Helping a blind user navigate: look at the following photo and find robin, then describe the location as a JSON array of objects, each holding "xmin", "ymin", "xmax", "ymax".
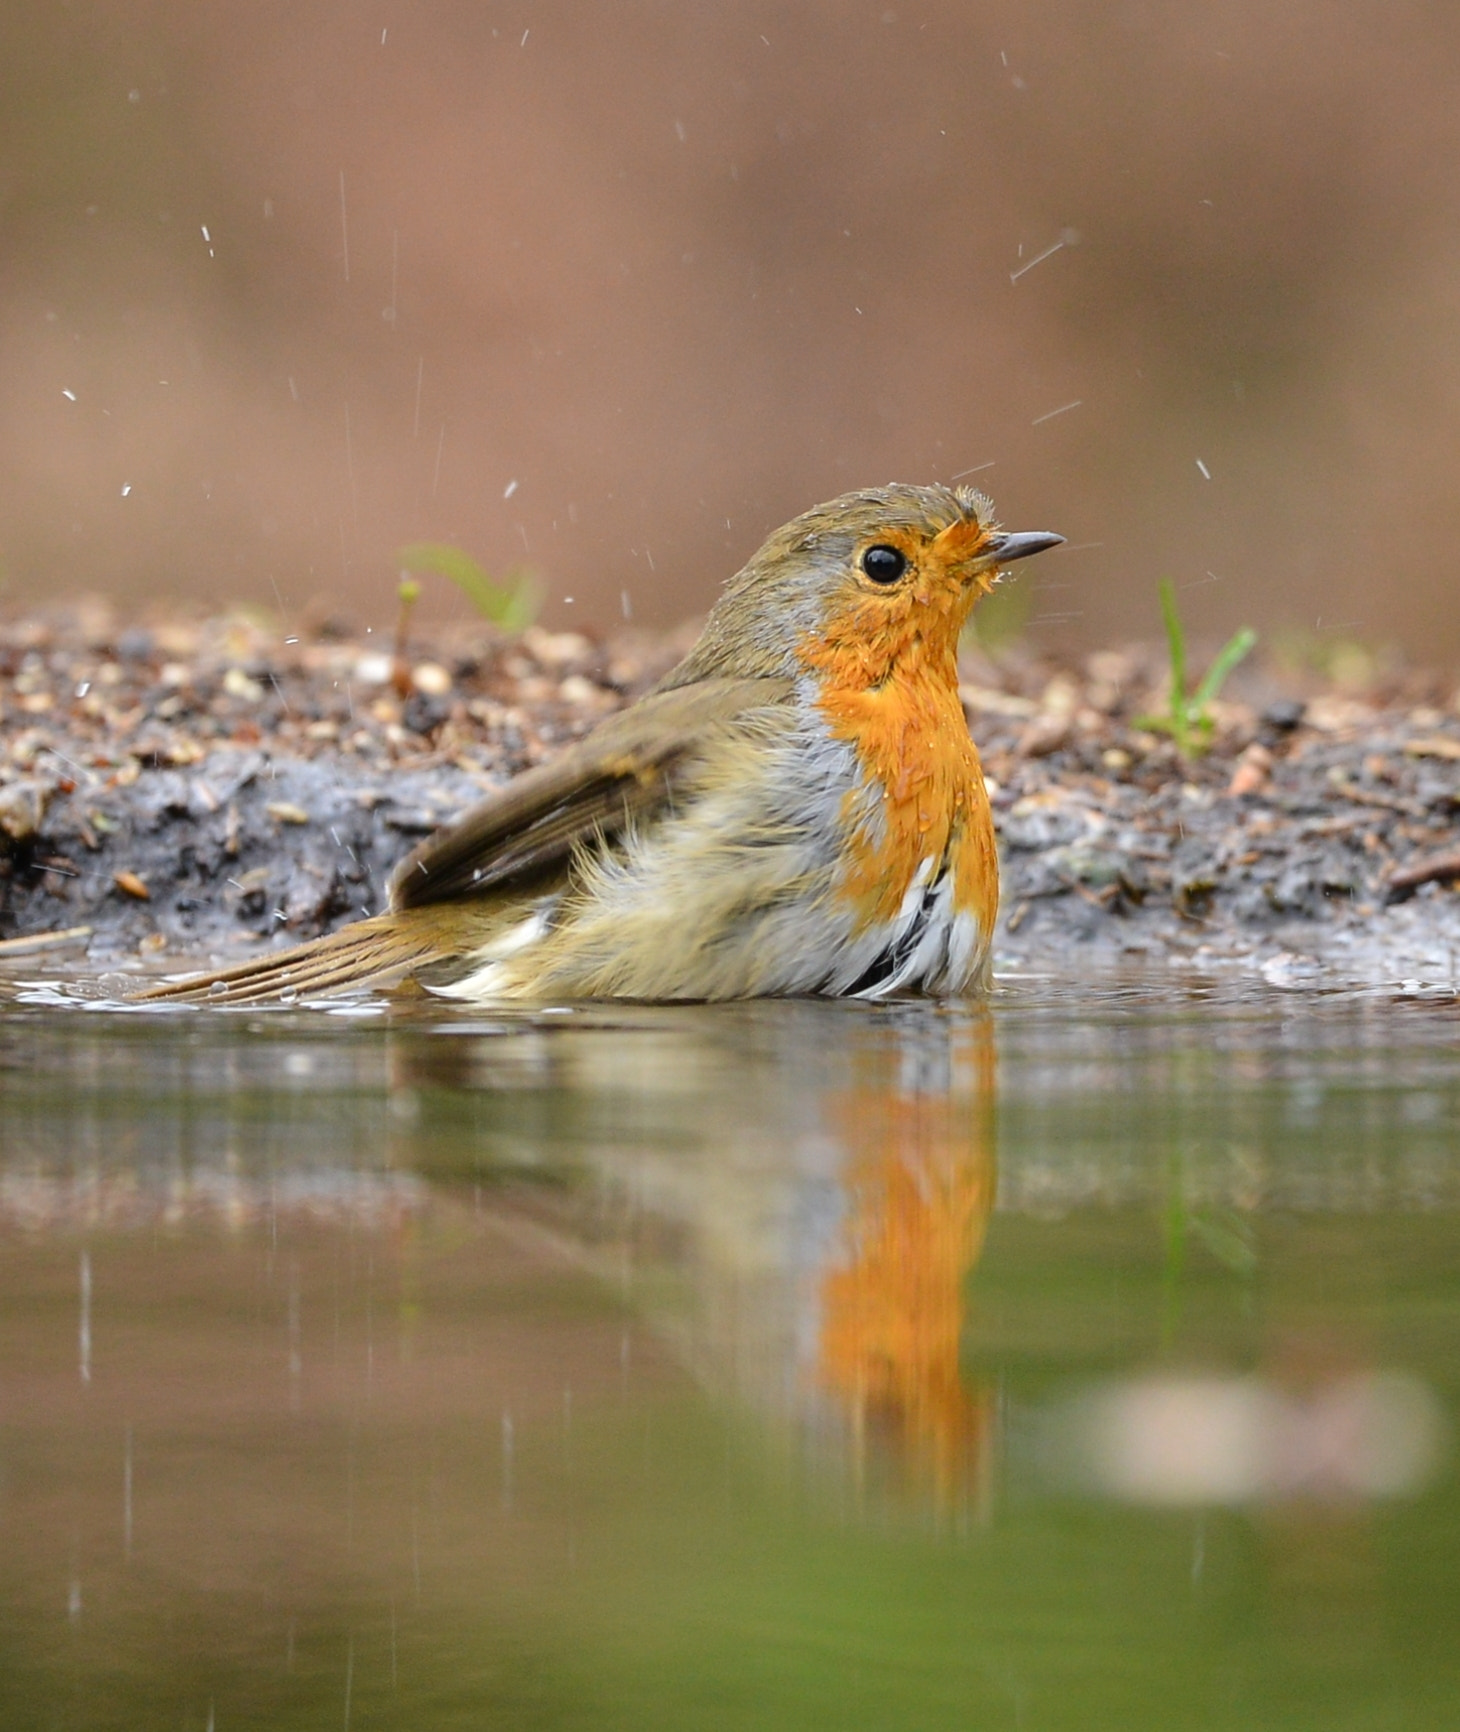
[{"xmin": 141, "ymin": 484, "xmax": 1061, "ymax": 1005}]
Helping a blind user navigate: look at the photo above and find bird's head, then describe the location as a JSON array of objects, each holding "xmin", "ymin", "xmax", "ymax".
[{"xmin": 667, "ymin": 483, "xmax": 1063, "ymax": 691}]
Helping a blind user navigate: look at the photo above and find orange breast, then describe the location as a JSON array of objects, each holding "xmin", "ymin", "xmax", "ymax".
[{"xmin": 798, "ymin": 608, "xmax": 998, "ymax": 940}]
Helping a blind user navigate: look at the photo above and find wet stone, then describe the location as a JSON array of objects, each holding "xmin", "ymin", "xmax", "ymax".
[
  {"xmin": 114, "ymin": 627, "xmax": 155, "ymax": 664},
  {"xmin": 1261, "ymin": 698, "xmax": 1306, "ymax": 732}
]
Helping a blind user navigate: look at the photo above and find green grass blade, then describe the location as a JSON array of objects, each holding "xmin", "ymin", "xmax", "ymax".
[
  {"xmin": 397, "ymin": 542, "xmax": 540, "ymax": 629},
  {"xmin": 1191, "ymin": 626, "xmax": 1258, "ymax": 713}
]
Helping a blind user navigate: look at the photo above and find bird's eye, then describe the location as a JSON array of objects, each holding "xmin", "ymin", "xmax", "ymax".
[{"xmin": 861, "ymin": 544, "xmax": 907, "ymax": 584}]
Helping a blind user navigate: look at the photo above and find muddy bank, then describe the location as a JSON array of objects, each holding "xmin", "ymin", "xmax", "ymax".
[{"xmin": 2, "ymin": 609, "xmax": 1458, "ymax": 993}]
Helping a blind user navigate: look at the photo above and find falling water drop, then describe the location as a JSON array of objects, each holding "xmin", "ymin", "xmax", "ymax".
[{"xmin": 78, "ymin": 1252, "xmax": 91, "ymax": 1384}]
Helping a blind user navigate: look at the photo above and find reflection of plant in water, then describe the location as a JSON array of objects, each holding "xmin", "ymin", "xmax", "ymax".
[
  {"xmin": 818, "ymin": 1020, "xmax": 997, "ymax": 1509},
  {"xmin": 1161, "ymin": 1143, "xmax": 1258, "ymax": 1348}
]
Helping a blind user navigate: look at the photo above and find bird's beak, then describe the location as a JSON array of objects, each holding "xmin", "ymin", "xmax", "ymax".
[
  {"xmin": 982, "ymin": 530, "xmax": 1065, "ymax": 566},
  {"xmin": 934, "ymin": 519, "xmax": 1065, "ymax": 580}
]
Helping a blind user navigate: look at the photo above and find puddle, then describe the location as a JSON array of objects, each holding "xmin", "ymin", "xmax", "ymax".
[{"xmin": 0, "ymin": 981, "xmax": 1456, "ymax": 1727}]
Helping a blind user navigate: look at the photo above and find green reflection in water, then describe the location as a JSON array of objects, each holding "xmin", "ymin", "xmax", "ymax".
[{"xmin": 0, "ymin": 985, "xmax": 1454, "ymax": 1728}]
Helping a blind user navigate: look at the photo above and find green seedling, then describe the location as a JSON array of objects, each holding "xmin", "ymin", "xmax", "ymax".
[
  {"xmin": 391, "ymin": 574, "xmax": 422, "ymax": 698},
  {"xmin": 1135, "ymin": 579, "xmax": 1256, "ymax": 757},
  {"xmin": 396, "ymin": 542, "xmax": 540, "ymax": 633}
]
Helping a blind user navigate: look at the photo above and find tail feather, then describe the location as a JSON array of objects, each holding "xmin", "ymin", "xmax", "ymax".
[{"xmin": 133, "ymin": 911, "xmax": 452, "ymax": 1005}]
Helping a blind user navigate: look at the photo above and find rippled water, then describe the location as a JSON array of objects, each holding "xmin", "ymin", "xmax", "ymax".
[{"xmin": 0, "ymin": 976, "xmax": 1456, "ymax": 1729}]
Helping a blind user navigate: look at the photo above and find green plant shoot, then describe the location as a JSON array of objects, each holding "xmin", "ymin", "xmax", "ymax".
[
  {"xmin": 1135, "ymin": 579, "xmax": 1256, "ymax": 757},
  {"xmin": 396, "ymin": 542, "xmax": 540, "ymax": 632}
]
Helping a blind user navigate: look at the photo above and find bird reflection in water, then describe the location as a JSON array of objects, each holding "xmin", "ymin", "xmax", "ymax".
[
  {"xmin": 387, "ymin": 1003, "xmax": 1001, "ymax": 1513},
  {"xmin": 815, "ymin": 1011, "xmax": 997, "ymax": 1515}
]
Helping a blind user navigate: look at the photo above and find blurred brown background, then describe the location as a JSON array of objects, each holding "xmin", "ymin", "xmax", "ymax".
[{"xmin": 3, "ymin": 0, "xmax": 1459, "ymax": 660}]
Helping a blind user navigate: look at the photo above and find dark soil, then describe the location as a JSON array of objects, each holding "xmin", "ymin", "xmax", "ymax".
[{"xmin": 2, "ymin": 607, "xmax": 1458, "ymax": 993}]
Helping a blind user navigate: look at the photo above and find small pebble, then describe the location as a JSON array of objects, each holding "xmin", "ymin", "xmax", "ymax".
[
  {"xmin": 1018, "ymin": 713, "xmax": 1072, "ymax": 757},
  {"xmin": 1404, "ymin": 736, "xmax": 1460, "ymax": 762},
  {"xmin": 411, "ymin": 662, "xmax": 452, "ymax": 697},
  {"xmin": 1227, "ymin": 742, "xmax": 1273, "ymax": 798},
  {"xmin": 558, "ymin": 674, "xmax": 601, "ymax": 707},
  {"xmin": 1261, "ymin": 698, "xmax": 1306, "ymax": 731}
]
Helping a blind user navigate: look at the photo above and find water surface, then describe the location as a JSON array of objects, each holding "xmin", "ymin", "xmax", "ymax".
[{"xmin": 0, "ymin": 978, "xmax": 1456, "ymax": 1729}]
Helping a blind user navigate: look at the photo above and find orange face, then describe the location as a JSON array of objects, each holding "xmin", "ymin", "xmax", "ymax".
[
  {"xmin": 795, "ymin": 509, "xmax": 1003, "ymax": 936},
  {"xmin": 798, "ymin": 506, "xmax": 1005, "ymax": 695}
]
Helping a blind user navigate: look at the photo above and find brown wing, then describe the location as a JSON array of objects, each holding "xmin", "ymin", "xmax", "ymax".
[{"xmin": 388, "ymin": 675, "xmax": 792, "ymax": 909}]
